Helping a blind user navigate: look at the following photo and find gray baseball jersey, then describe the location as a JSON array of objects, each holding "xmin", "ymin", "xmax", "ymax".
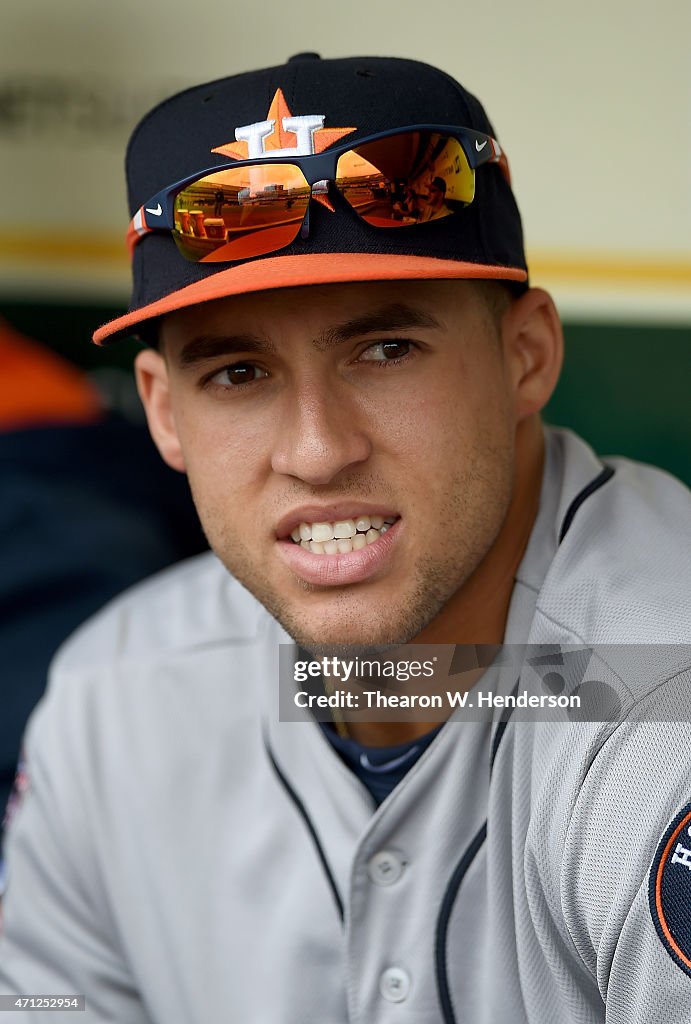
[{"xmin": 1, "ymin": 427, "xmax": 691, "ymax": 1023}]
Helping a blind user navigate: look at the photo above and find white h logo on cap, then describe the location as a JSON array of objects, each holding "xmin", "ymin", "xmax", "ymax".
[{"xmin": 234, "ymin": 114, "xmax": 326, "ymax": 159}]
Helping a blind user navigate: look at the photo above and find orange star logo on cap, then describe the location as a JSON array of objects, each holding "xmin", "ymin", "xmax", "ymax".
[{"xmin": 212, "ymin": 88, "xmax": 356, "ymax": 161}]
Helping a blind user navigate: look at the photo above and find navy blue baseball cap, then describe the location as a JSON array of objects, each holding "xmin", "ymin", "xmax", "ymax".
[{"xmin": 94, "ymin": 53, "xmax": 528, "ymax": 345}]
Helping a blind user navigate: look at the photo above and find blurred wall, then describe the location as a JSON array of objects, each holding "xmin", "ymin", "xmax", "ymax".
[{"xmin": 2, "ymin": 0, "xmax": 690, "ymax": 319}]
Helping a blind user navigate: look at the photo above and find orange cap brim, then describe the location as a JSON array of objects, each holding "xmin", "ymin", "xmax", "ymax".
[{"xmin": 93, "ymin": 252, "xmax": 527, "ymax": 345}]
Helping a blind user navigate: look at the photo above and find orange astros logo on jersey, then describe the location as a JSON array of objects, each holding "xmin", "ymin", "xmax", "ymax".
[
  {"xmin": 211, "ymin": 88, "xmax": 356, "ymax": 162},
  {"xmin": 650, "ymin": 799, "xmax": 691, "ymax": 977}
]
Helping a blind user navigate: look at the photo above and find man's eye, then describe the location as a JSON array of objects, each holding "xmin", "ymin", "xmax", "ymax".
[
  {"xmin": 209, "ymin": 363, "xmax": 267, "ymax": 387},
  {"xmin": 359, "ymin": 340, "xmax": 411, "ymax": 362}
]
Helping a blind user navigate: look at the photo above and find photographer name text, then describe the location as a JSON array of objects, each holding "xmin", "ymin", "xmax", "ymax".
[{"xmin": 293, "ymin": 689, "xmax": 581, "ymax": 710}]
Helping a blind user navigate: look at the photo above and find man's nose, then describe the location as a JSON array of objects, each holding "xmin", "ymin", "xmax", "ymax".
[{"xmin": 270, "ymin": 383, "xmax": 372, "ymax": 485}]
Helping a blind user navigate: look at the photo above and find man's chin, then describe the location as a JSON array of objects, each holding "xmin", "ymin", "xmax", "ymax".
[
  {"xmin": 281, "ymin": 620, "xmax": 410, "ymax": 651},
  {"xmin": 269, "ymin": 600, "xmax": 432, "ymax": 651},
  {"xmin": 216, "ymin": 550, "xmax": 452, "ymax": 648}
]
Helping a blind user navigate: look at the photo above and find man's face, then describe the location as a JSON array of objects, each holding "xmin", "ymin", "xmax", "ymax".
[
  {"xmin": 427, "ymin": 184, "xmax": 445, "ymax": 210},
  {"xmin": 151, "ymin": 280, "xmax": 518, "ymax": 648}
]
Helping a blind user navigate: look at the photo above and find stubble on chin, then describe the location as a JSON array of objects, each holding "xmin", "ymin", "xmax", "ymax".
[{"xmin": 192, "ymin": 444, "xmax": 513, "ymax": 650}]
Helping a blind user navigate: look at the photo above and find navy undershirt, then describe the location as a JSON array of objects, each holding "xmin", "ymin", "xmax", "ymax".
[{"xmin": 320, "ymin": 722, "xmax": 443, "ymax": 805}]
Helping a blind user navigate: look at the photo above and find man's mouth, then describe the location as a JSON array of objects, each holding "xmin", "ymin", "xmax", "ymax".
[
  {"xmin": 289, "ymin": 515, "xmax": 399, "ymax": 555},
  {"xmin": 275, "ymin": 508, "xmax": 403, "ymax": 587}
]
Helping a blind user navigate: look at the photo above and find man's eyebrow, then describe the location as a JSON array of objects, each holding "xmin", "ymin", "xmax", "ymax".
[
  {"xmin": 177, "ymin": 304, "xmax": 443, "ymax": 365},
  {"xmin": 314, "ymin": 303, "xmax": 444, "ymax": 351},
  {"xmin": 178, "ymin": 334, "xmax": 276, "ymax": 367}
]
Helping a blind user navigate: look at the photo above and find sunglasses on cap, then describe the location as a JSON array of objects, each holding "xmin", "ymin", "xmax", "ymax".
[{"xmin": 127, "ymin": 124, "xmax": 510, "ymax": 264}]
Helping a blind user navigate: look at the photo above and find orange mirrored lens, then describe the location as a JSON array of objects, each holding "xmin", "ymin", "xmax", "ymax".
[
  {"xmin": 173, "ymin": 163, "xmax": 310, "ymax": 261},
  {"xmin": 335, "ymin": 132, "xmax": 475, "ymax": 227}
]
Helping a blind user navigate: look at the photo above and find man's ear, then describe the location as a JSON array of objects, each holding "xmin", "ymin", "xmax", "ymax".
[
  {"xmin": 501, "ymin": 288, "xmax": 564, "ymax": 423},
  {"xmin": 134, "ymin": 348, "xmax": 187, "ymax": 473}
]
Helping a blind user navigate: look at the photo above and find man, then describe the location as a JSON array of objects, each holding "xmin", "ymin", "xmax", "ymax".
[
  {"xmin": 1, "ymin": 53, "xmax": 690, "ymax": 1023},
  {"xmin": 419, "ymin": 175, "xmax": 453, "ymax": 221}
]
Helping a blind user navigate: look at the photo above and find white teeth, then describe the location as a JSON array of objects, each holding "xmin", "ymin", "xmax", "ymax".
[
  {"xmin": 311, "ymin": 522, "xmax": 334, "ymax": 543},
  {"xmin": 292, "ymin": 515, "xmax": 398, "ymax": 549}
]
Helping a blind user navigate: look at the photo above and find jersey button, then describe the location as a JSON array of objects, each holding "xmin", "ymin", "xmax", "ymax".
[
  {"xmin": 368, "ymin": 850, "xmax": 405, "ymax": 886},
  {"xmin": 380, "ymin": 966, "xmax": 411, "ymax": 1002}
]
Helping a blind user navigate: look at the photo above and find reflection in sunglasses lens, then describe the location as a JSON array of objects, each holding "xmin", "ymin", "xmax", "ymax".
[
  {"xmin": 173, "ymin": 163, "xmax": 310, "ymax": 261},
  {"xmin": 336, "ymin": 132, "xmax": 475, "ymax": 227}
]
